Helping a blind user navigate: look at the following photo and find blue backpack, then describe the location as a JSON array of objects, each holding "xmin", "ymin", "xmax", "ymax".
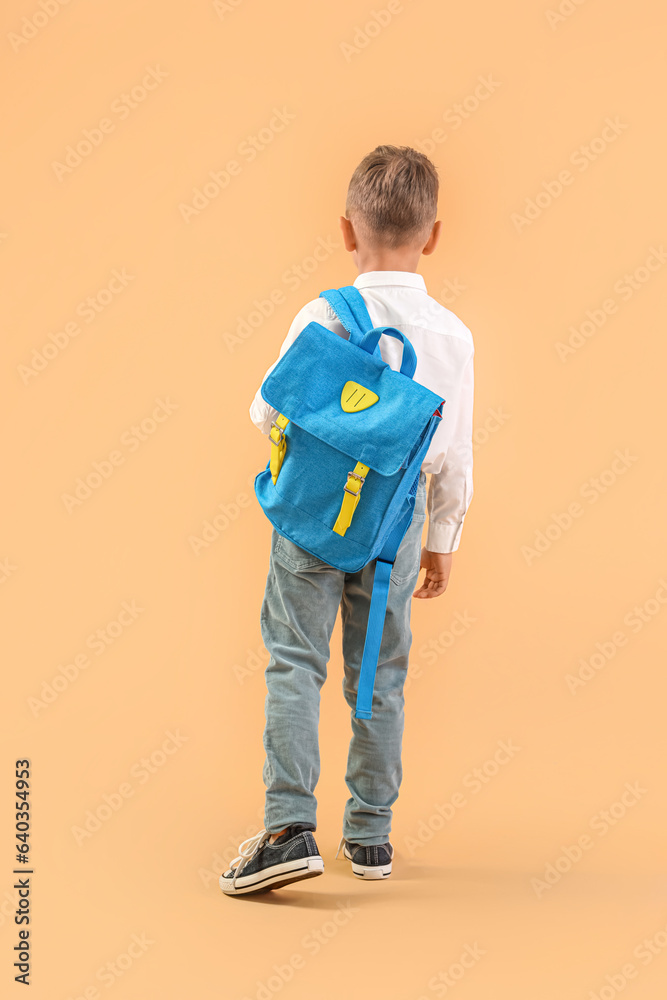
[{"xmin": 254, "ymin": 285, "xmax": 445, "ymax": 719}]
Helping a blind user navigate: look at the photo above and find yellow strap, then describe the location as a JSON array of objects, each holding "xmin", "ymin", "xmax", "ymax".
[
  {"xmin": 332, "ymin": 461, "xmax": 370, "ymax": 536},
  {"xmin": 269, "ymin": 414, "xmax": 290, "ymax": 484}
]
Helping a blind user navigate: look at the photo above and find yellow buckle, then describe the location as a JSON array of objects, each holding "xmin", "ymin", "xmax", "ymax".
[
  {"xmin": 269, "ymin": 421, "xmax": 285, "ymax": 445},
  {"xmin": 269, "ymin": 414, "xmax": 289, "ymax": 484},
  {"xmin": 332, "ymin": 461, "xmax": 369, "ymax": 536},
  {"xmin": 343, "ymin": 471, "xmax": 365, "ymax": 495}
]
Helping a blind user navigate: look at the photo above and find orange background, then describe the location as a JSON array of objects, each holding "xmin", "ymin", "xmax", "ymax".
[{"xmin": 3, "ymin": 1, "xmax": 667, "ymax": 997}]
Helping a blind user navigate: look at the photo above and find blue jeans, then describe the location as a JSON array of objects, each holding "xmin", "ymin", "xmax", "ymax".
[{"xmin": 259, "ymin": 471, "xmax": 427, "ymax": 847}]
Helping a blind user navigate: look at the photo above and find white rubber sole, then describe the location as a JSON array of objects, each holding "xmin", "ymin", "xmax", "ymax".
[
  {"xmin": 343, "ymin": 843, "xmax": 394, "ymax": 879},
  {"xmin": 219, "ymin": 855, "xmax": 324, "ymax": 895}
]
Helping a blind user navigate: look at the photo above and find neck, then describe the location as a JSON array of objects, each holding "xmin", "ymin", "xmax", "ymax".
[{"xmin": 354, "ymin": 247, "xmax": 422, "ymax": 274}]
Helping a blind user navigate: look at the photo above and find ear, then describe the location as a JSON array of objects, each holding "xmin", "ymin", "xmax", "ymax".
[
  {"xmin": 421, "ymin": 220, "xmax": 442, "ymax": 256},
  {"xmin": 339, "ymin": 215, "xmax": 357, "ymax": 252}
]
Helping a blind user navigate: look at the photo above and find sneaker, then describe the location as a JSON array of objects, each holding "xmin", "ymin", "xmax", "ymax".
[
  {"xmin": 335, "ymin": 835, "xmax": 394, "ymax": 879},
  {"xmin": 219, "ymin": 824, "xmax": 324, "ymax": 896}
]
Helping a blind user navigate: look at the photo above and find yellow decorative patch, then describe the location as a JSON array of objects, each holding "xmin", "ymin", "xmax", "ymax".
[{"xmin": 341, "ymin": 381, "xmax": 379, "ymax": 412}]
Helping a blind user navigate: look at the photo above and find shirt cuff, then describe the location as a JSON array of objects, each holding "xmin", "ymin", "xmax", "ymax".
[{"xmin": 425, "ymin": 520, "xmax": 464, "ymax": 554}]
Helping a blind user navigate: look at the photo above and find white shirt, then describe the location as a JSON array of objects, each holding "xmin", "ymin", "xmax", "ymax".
[{"xmin": 249, "ymin": 270, "xmax": 474, "ymax": 553}]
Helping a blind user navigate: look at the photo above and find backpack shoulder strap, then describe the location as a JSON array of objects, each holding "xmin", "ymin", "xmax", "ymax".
[
  {"xmin": 319, "ymin": 286, "xmax": 381, "ymax": 355},
  {"xmin": 354, "ymin": 474, "xmax": 420, "ymax": 719}
]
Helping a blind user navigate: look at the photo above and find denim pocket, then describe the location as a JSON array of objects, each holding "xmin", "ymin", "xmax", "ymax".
[
  {"xmin": 274, "ymin": 531, "xmax": 327, "ymax": 573},
  {"xmin": 389, "ymin": 484, "xmax": 426, "ymax": 586}
]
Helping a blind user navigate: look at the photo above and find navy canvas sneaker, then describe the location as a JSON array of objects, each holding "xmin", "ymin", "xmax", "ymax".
[
  {"xmin": 220, "ymin": 824, "xmax": 324, "ymax": 896},
  {"xmin": 335, "ymin": 835, "xmax": 394, "ymax": 879}
]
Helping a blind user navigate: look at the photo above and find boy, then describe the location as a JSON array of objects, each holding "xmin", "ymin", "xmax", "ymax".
[{"xmin": 220, "ymin": 145, "xmax": 474, "ymax": 895}]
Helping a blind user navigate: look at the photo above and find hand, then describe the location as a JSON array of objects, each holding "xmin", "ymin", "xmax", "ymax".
[{"xmin": 413, "ymin": 547, "xmax": 452, "ymax": 599}]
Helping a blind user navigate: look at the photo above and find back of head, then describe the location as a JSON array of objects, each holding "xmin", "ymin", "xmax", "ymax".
[{"xmin": 345, "ymin": 145, "xmax": 439, "ymax": 250}]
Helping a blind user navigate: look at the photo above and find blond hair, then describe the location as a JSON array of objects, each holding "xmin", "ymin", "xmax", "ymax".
[{"xmin": 345, "ymin": 145, "xmax": 439, "ymax": 249}]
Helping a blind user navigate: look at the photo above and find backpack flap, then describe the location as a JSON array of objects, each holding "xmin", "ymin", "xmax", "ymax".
[{"xmin": 260, "ymin": 320, "xmax": 444, "ymax": 476}]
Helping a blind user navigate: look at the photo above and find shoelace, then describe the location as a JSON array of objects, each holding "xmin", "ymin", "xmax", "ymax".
[{"xmin": 226, "ymin": 828, "xmax": 272, "ymax": 890}]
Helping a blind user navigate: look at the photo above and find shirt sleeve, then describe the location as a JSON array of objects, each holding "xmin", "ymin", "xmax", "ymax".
[
  {"xmin": 248, "ymin": 302, "xmax": 318, "ymax": 435},
  {"xmin": 425, "ymin": 347, "xmax": 474, "ymax": 553}
]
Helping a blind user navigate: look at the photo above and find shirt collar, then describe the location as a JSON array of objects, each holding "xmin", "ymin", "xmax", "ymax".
[{"xmin": 353, "ymin": 270, "xmax": 427, "ymax": 292}]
